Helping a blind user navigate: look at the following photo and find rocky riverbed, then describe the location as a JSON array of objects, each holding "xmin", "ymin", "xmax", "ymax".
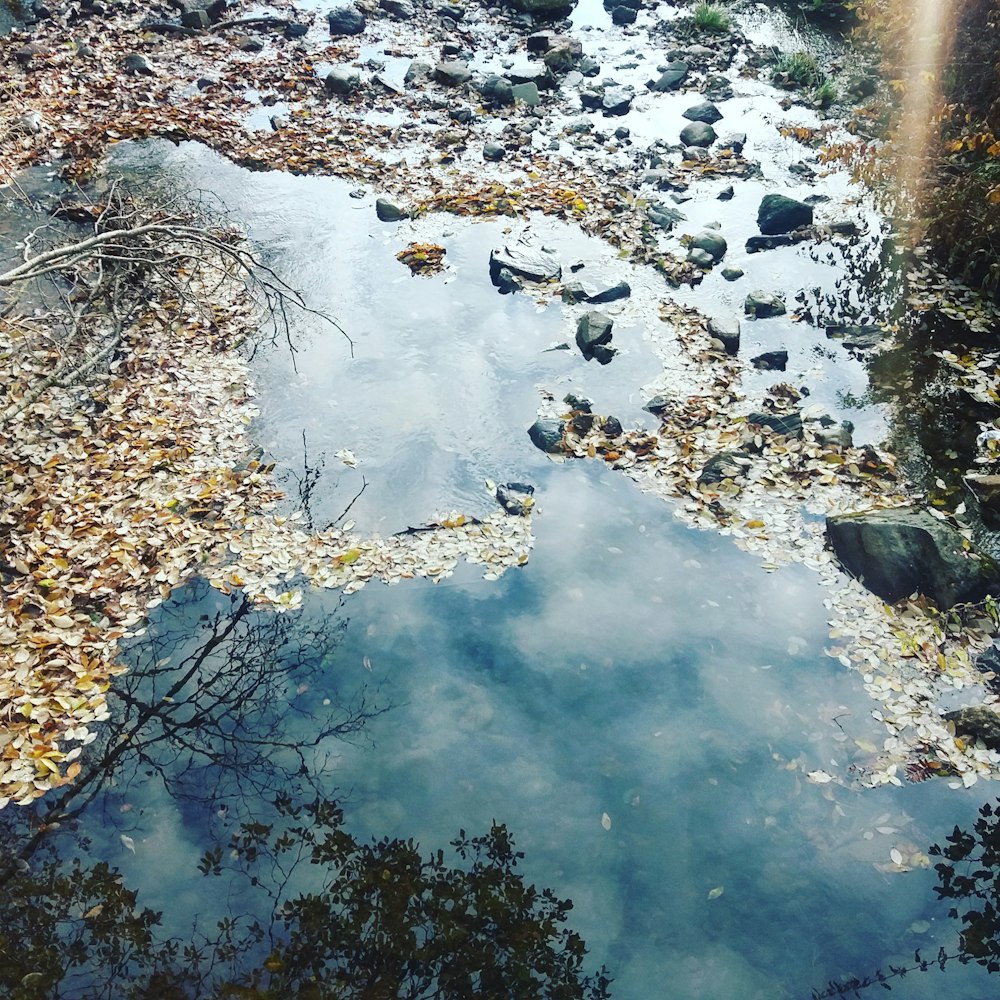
[{"xmin": 4, "ymin": 0, "xmax": 1000, "ymax": 808}]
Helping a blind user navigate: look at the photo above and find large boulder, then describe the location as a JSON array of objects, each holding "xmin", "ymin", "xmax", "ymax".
[
  {"xmin": 757, "ymin": 194, "xmax": 813, "ymax": 235},
  {"xmin": 689, "ymin": 230, "xmax": 727, "ymax": 262},
  {"xmin": 327, "ymin": 4, "xmax": 366, "ymax": 35},
  {"xmin": 826, "ymin": 505, "xmax": 1000, "ymax": 607}
]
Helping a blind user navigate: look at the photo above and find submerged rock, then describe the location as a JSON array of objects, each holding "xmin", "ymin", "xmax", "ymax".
[
  {"xmin": 826, "ymin": 325, "xmax": 885, "ymax": 351},
  {"xmin": 826, "ymin": 505, "xmax": 1000, "ymax": 607},
  {"xmin": 757, "ymin": 194, "xmax": 813, "ymax": 235},
  {"xmin": 528, "ymin": 419, "xmax": 566, "ymax": 453},
  {"xmin": 747, "ymin": 411, "xmax": 802, "ymax": 437},
  {"xmin": 699, "ymin": 451, "xmax": 750, "ymax": 485}
]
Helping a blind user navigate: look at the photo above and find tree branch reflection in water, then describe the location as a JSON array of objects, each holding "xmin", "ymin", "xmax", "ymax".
[{"xmin": 0, "ymin": 581, "xmax": 610, "ymax": 1000}]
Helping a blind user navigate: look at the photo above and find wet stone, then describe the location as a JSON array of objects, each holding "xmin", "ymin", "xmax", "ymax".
[
  {"xmin": 576, "ymin": 311, "xmax": 614, "ymax": 357},
  {"xmin": 483, "ymin": 142, "xmax": 506, "ymax": 161},
  {"xmin": 682, "ymin": 100, "xmax": 722, "ymax": 124},
  {"xmin": 718, "ymin": 184, "xmax": 734, "ymax": 201},
  {"xmin": 680, "ymin": 121, "xmax": 716, "ymax": 147},
  {"xmin": 490, "ymin": 240, "xmax": 561, "ymax": 282},
  {"xmin": 744, "ymin": 290, "xmax": 786, "ymax": 319},
  {"xmin": 602, "ymin": 415, "xmax": 623, "ymax": 437},
  {"xmin": 563, "ymin": 392, "xmax": 593, "ymax": 412},
  {"xmin": 643, "ymin": 394, "xmax": 671, "ymax": 415},
  {"xmin": 689, "ymin": 230, "xmax": 727, "ymax": 262},
  {"xmin": 434, "ymin": 60, "xmax": 472, "ymax": 85},
  {"xmin": 327, "ymin": 3, "xmax": 366, "ymax": 35},
  {"xmin": 751, "ymin": 350, "xmax": 788, "ymax": 371},
  {"xmin": 495, "ymin": 482, "xmax": 535, "ymax": 516},
  {"xmin": 687, "ymin": 248, "xmax": 715, "ymax": 268},
  {"xmin": 512, "ymin": 82, "xmax": 540, "ymax": 105},
  {"xmin": 528, "ymin": 418, "xmax": 566, "ymax": 454},
  {"xmin": 721, "ymin": 266, "xmax": 744, "ymax": 281},
  {"xmin": 587, "ymin": 280, "xmax": 631, "ymax": 304},
  {"xmin": 325, "ymin": 66, "xmax": 362, "ymax": 96},
  {"xmin": 944, "ymin": 707, "xmax": 1000, "ymax": 751},
  {"xmin": 707, "ymin": 317, "xmax": 739, "ymax": 355},
  {"xmin": 647, "ymin": 203, "xmax": 685, "ymax": 231},
  {"xmin": 648, "ymin": 61, "xmax": 688, "ymax": 91},
  {"xmin": 375, "ymin": 197, "xmax": 407, "ymax": 221},
  {"xmin": 611, "ymin": 5, "xmax": 638, "ymax": 23},
  {"xmin": 757, "ymin": 193, "xmax": 813, "ymax": 235}
]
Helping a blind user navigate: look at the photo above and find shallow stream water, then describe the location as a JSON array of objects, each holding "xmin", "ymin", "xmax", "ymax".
[{"xmin": 4, "ymin": 1, "xmax": 1000, "ymax": 997}]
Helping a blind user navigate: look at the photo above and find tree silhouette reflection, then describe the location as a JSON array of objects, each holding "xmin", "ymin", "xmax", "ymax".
[{"xmin": 0, "ymin": 581, "xmax": 610, "ymax": 1000}]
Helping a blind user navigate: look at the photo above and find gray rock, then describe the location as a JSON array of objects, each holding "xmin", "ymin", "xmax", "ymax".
[
  {"xmin": 380, "ymin": 0, "xmax": 415, "ymax": 16},
  {"xmin": 706, "ymin": 317, "xmax": 739, "ymax": 355},
  {"xmin": 375, "ymin": 197, "xmax": 407, "ymax": 221},
  {"xmin": 587, "ymin": 280, "xmax": 631, "ymax": 304},
  {"xmin": 944, "ymin": 706, "xmax": 1000, "ymax": 751},
  {"xmin": 327, "ymin": 3, "xmax": 366, "ymax": 35},
  {"xmin": 717, "ymin": 184, "xmax": 734, "ymax": 201},
  {"xmin": 490, "ymin": 241, "xmax": 561, "ymax": 282},
  {"xmin": 690, "ymin": 229, "xmax": 727, "ymax": 262},
  {"xmin": 602, "ymin": 415, "xmax": 623, "ymax": 437},
  {"xmin": 699, "ymin": 451, "xmax": 750, "ymax": 485},
  {"xmin": 528, "ymin": 419, "xmax": 566, "ymax": 454},
  {"xmin": 679, "ymin": 121, "xmax": 716, "ymax": 147},
  {"xmin": 483, "ymin": 141, "xmax": 506, "ymax": 161},
  {"xmin": 611, "ymin": 4, "xmax": 637, "ymax": 23},
  {"xmin": 434, "ymin": 60, "xmax": 472, "ymax": 85},
  {"xmin": 579, "ymin": 55, "xmax": 601, "ymax": 77},
  {"xmin": 751, "ymin": 350, "xmax": 787, "ymax": 371},
  {"xmin": 508, "ymin": 61, "xmax": 556, "ymax": 89},
  {"xmin": 721, "ymin": 266, "xmax": 744, "ymax": 281},
  {"xmin": 744, "ymin": 290, "xmax": 786, "ymax": 319},
  {"xmin": 648, "ymin": 61, "xmax": 688, "ymax": 91},
  {"xmin": 283, "ymin": 22, "xmax": 309, "ymax": 38},
  {"xmin": 687, "ymin": 248, "xmax": 715, "ymax": 268},
  {"xmin": 527, "ymin": 30, "xmax": 555, "ymax": 52},
  {"xmin": 511, "ymin": 82, "xmax": 540, "ymax": 105},
  {"xmin": 404, "ymin": 60, "xmax": 434, "ymax": 86},
  {"xmin": 564, "ymin": 393, "xmax": 593, "ymax": 412},
  {"xmin": 480, "ymin": 74, "xmax": 515, "ymax": 105},
  {"xmin": 124, "ymin": 53, "xmax": 156, "ymax": 75},
  {"xmin": 643, "ymin": 394, "xmax": 672, "ymax": 415},
  {"xmin": 826, "ymin": 325, "xmax": 884, "ymax": 351},
  {"xmin": 576, "ymin": 311, "xmax": 614, "ymax": 357},
  {"xmin": 682, "ymin": 100, "xmax": 722, "ymax": 124},
  {"xmin": 325, "ymin": 66, "xmax": 362, "ymax": 96},
  {"xmin": 683, "ymin": 146, "xmax": 711, "ymax": 162},
  {"xmin": 747, "ymin": 411, "xmax": 802, "ymax": 437},
  {"xmin": 542, "ymin": 37, "xmax": 583, "ymax": 72},
  {"xmin": 647, "ymin": 203, "xmax": 685, "ymax": 231},
  {"xmin": 757, "ymin": 193, "xmax": 813, "ymax": 235},
  {"xmin": 826, "ymin": 505, "xmax": 1000, "ymax": 607},
  {"xmin": 439, "ymin": 2, "xmax": 466, "ymax": 17},
  {"xmin": 602, "ymin": 86, "xmax": 633, "ymax": 116}
]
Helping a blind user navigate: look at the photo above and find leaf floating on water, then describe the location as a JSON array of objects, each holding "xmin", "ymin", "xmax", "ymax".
[
  {"xmin": 82, "ymin": 904, "xmax": 104, "ymax": 920},
  {"xmin": 601, "ymin": 812, "xmax": 612, "ymax": 831},
  {"xmin": 806, "ymin": 770, "xmax": 833, "ymax": 784},
  {"xmin": 120, "ymin": 834, "xmax": 136, "ymax": 854},
  {"xmin": 910, "ymin": 920, "xmax": 931, "ymax": 934},
  {"xmin": 707, "ymin": 886, "xmax": 725, "ymax": 900},
  {"xmin": 890, "ymin": 848, "xmax": 903, "ymax": 865}
]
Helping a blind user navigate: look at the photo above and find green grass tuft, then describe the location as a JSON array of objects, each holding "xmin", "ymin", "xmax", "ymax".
[{"xmin": 692, "ymin": 2, "xmax": 730, "ymax": 33}]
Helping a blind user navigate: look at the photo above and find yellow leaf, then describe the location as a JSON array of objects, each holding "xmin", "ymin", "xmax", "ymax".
[
  {"xmin": 744, "ymin": 519, "xmax": 765, "ymax": 529},
  {"xmin": 337, "ymin": 549, "xmax": 362, "ymax": 565},
  {"xmin": 708, "ymin": 886, "xmax": 725, "ymax": 900}
]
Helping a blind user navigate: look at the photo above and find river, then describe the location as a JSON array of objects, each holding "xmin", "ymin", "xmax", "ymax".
[{"xmin": 2, "ymin": 0, "xmax": 999, "ymax": 997}]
